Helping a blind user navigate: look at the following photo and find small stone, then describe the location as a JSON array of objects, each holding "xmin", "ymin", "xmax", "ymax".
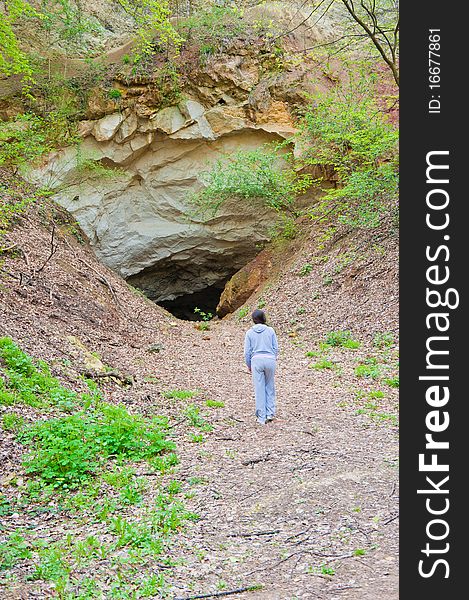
[{"xmin": 147, "ymin": 343, "xmax": 164, "ymax": 353}]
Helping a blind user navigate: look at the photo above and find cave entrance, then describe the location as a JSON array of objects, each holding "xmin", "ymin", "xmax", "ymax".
[{"xmin": 158, "ymin": 283, "xmax": 225, "ymax": 321}]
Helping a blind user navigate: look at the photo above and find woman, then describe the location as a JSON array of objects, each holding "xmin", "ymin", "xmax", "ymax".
[{"xmin": 244, "ymin": 309, "xmax": 279, "ymax": 425}]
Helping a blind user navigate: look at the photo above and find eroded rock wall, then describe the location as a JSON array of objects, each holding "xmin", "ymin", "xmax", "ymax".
[
  {"xmin": 22, "ymin": 7, "xmax": 335, "ymax": 307},
  {"xmin": 28, "ymin": 98, "xmax": 297, "ymax": 301}
]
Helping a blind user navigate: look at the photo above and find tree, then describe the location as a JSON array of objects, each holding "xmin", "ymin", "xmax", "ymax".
[
  {"xmin": 272, "ymin": 0, "xmax": 399, "ymax": 87},
  {"xmin": 339, "ymin": 0, "xmax": 399, "ymax": 86}
]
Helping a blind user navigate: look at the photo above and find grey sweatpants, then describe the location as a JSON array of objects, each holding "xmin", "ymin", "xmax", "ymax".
[{"xmin": 251, "ymin": 355, "xmax": 276, "ymax": 422}]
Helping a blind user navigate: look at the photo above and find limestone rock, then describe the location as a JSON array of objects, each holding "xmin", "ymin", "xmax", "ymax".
[
  {"xmin": 78, "ymin": 120, "xmax": 95, "ymax": 138},
  {"xmin": 179, "ymin": 99, "xmax": 206, "ymax": 121},
  {"xmin": 148, "ymin": 106, "xmax": 187, "ymax": 134},
  {"xmin": 92, "ymin": 113, "xmax": 124, "ymax": 142},
  {"xmin": 86, "ymin": 89, "xmax": 118, "ymax": 120},
  {"xmin": 115, "ymin": 112, "xmax": 138, "ymax": 143},
  {"xmin": 169, "ymin": 116, "xmax": 215, "ymax": 141},
  {"xmin": 32, "ymin": 127, "xmax": 282, "ymax": 304},
  {"xmin": 205, "ymin": 107, "xmax": 246, "ymax": 136}
]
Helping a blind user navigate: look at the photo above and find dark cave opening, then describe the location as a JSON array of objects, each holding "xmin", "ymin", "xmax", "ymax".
[{"xmin": 158, "ymin": 283, "xmax": 225, "ymax": 321}]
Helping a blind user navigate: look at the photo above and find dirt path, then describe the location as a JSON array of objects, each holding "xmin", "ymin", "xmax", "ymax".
[
  {"xmin": 159, "ymin": 320, "xmax": 399, "ymax": 600},
  {"xmin": 0, "ymin": 204, "xmax": 399, "ymax": 599}
]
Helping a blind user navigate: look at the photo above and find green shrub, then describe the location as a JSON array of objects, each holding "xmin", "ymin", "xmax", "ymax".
[
  {"xmin": 298, "ymin": 263, "xmax": 313, "ymax": 276},
  {"xmin": 107, "ymin": 88, "xmax": 122, "ymax": 100},
  {"xmin": 237, "ymin": 307, "xmax": 249, "ymax": 320},
  {"xmin": 384, "ymin": 376, "xmax": 399, "ymax": 388},
  {"xmin": 300, "ymin": 71, "xmax": 398, "ymax": 229},
  {"xmin": 205, "ymin": 399, "xmax": 225, "ymax": 408},
  {"xmin": 148, "ymin": 452, "xmax": 179, "ymax": 474},
  {"xmin": 18, "ymin": 403, "xmax": 174, "ymax": 489},
  {"xmin": 184, "ymin": 404, "xmax": 213, "ymax": 431},
  {"xmin": 0, "ymin": 533, "xmax": 31, "ymax": 571},
  {"xmin": 1, "ymin": 412, "xmax": 25, "ymax": 432},
  {"xmin": 311, "ymin": 359, "xmax": 335, "ymax": 370},
  {"xmin": 189, "ymin": 146, "xmax": 311, "ymax": 218},
  {"xmin": 178, "ymin": 5, "xmax": 247, "ymax": 47},
  {"xmin": 324, "ymin": 330, "xmax": 360, "ymax": 349}
]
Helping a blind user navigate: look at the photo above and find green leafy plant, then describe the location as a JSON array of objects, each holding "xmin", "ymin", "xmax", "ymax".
[
  {"xmin": 374, "ymin": 332, "xmax": 396, "ymax": 348},
  {"xmin": 0, "ymin": 0, "xmax": 39, "ymax": 78},
  {"xmin": 193, "ymin": 307, "xmax": 213, "ymax": 321},
  {"xmin": 107, "ymin": 87, "xmax": 122, "ymax": 100},
  {"xmin": 162, "ymin": 389, "xmax": 198, "ymax": 400},
  {"xmin": 311, "ymin": 359, "xmax": 336, "ymax": 370},
  {"xmin": 355, "ymin": 358, "xmax": 382, "ymax": 379},
  {"xmin": 298, "ymin": 263, "xmax": 313, "ymax": 276},
  {"xmin": 205, "ymin": 399, "xmax": 225, "ymax": 408},
  {"xmin": 237, "ymin": 307, "xmax": 249, "ymax": 320},
  {"xmin": 324, "ymin": 330, "xmax": 360, "ymax": 349},
  {"xmin": 1, "ymin": 412, "xmax": 26, "ymax": 433},
  {"xmin": 384, "ymin": 376, "xmax": 399, "ymax": 388},
  {"xmin": 189, "ymin": 145, "xmax": 311, "ymax": 218},
  {"xmin": 0, "ymin": 532, "xmax": 31, "ymax": 570},
  {"xmin": 0, "ymin": 337, "xmax": 78, "ymax": 409},
  {"xmin": 184, "ymin": 404, "xmax": 213, "ymax": 432},
  {"xmin": 300, "ymin": 71, "xmax": 398, "ymax": 230}
]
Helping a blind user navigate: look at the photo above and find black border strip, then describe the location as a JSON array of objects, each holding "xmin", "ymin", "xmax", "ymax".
[{"xmin": 400, "ymin": 3, "xmax": 466, "ymax": 597}]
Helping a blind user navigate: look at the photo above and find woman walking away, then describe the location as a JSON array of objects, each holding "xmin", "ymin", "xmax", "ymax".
[{"xmin": 244, "ymin": 309, "xmax": 279, "ymax": 425}]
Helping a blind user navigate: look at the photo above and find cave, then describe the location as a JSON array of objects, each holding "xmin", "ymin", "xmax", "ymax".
[{"xmin": 158, "ymin": 283, "xmax": 225, "ymax": 321}]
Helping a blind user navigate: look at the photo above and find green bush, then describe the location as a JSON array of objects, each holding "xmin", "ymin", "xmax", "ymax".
[
  {"xmin": 0, "ymin": 114, "xmax": 48, "ymax": 167},
  {"xmin": 189, "ymin": 146, "xmax": 311, "ymax": 218},
  {"xmin": 21, "ymin": 415, "xmax": 101, "ymax": 488},
  {"xmin": 178, "ymin": 5, "xmax": 247, "ymax": 48},
  {"xmin": 21, "ymin": 408, "xmax": 174, "ymax": 489},
  {"xmin": 1, "ymin": 412, "xmax": 25, "ymax": 432},
  {"xmin": 0, "ymin": 533, "xmax": 31, "ymax": 571},
  {"xmin": 300, "ymin": 72, "xmax": 398, "ymax": 229}
]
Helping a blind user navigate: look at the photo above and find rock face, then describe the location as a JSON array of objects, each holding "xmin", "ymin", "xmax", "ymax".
[
  {"xmin": 28, "ymin": 98, "xmax": 295, "ymax": 303},
  {"xmin": 24, "ymin": 15, "xmax": 334, "ymax": 310}
]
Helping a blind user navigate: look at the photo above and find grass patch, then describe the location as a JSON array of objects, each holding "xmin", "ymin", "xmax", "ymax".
[
  {"xmin": 0, "ymin": 337, "xmax": 79, "ymax": 410},
  {"xmin": 384, "ymin": 376, "xmax": 399, "ymax": 388},
  {"xmin": 0, "ymin": 339, "xmax": 199, "ymax": 597},
  {"xmin": 373, "ymin": 332, "xmax": 395, "ymax": 348}
]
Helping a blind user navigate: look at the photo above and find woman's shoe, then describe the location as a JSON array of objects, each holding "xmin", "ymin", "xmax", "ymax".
[
  {"xmin": 266, "ymin": 415, "xmax": 275, "ymax": 422},
  {"xmin": 256, "ymin": 418, "xmax": 266, "ymax": 425}
]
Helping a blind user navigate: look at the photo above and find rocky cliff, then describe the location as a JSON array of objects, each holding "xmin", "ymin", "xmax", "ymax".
[{"xmin": 24, "ymin": 12, "xmax": 333, "ymax": 310}]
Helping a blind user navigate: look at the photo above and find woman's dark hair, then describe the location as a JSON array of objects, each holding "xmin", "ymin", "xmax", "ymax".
[{"xmin": 252, "ymin": 309, "xmax": 267, "ymax": 324}]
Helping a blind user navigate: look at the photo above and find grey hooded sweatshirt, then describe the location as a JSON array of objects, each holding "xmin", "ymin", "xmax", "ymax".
[{"xmin": 244, "ymin": 324, "xmax": 279, "ymax": 369}]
